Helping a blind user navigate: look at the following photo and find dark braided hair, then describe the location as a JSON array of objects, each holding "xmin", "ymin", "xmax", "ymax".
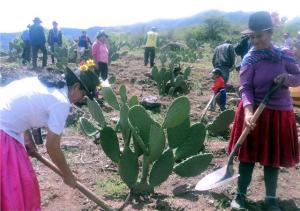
[
  {"xmin": 38, "ymin": 71, "xmax": 87, "ymax": 90},
  {"xmin": 38, "ymin": 73, "xmax": 66, "ymax": 88}
]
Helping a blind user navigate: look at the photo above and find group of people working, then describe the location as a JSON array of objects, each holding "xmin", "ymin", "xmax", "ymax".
[
  {"xmin": 1, "ymin": 11, "xmax": 299, "ymax": 211},
  {"xmin": 21, "ymin": 17, "xmax": 62, "ymax": 68},
  {"xmin": 20, "ymin": 17, "xmax": 160, "ymax": 83}
]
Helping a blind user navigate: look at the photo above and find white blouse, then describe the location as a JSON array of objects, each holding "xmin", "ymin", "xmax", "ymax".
[{"xmin": 0, "ymin": 77, "xmax": 71, "ymax": 145}]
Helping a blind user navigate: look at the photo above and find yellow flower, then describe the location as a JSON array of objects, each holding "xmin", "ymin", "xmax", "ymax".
[
  {"xmin": 80, "ymin": 64, "xmax": 88, "ymax": 71},
  {"xmin": 86, "ymin": 59, "xmax": 95, "ymax": 67}
]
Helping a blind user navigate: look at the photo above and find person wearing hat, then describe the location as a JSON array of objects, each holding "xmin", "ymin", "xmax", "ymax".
[
  {"xmin": 228, "ymin": 11, "xmax": 300, "ymax": 211},
  {"xmin": 21, "ymin": 24, "xmax": 31, "ymax": 65},
  {"xmin": 144, "ymin": 27, "xmax": 159, "ymax": 68},
  {"xmin": 92, "ymin": 30, "xmax": 109, "ymax": 81},
  {"xmin": 212, "ymin": 40, "xmax": 236, "ymax": 83},
  {"xmin": 210, "ymin": 68, "xmax": 226, "ymax": 111},
  {"xmin": 48, "ymin": 21, "xmax": 63, "ymax": 64},
  {"xmin": 77, "ymin": 30, "xmax": 92, "ymax": 63},
  {"xmin": 30, "ymin": 17, "xmax": 47, "ymax": 69},
  {"xmin": 0, "ymin": 67, "xmax": 99, "ymax": 210}
]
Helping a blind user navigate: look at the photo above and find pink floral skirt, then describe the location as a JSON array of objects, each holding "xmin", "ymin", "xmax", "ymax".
[{"xmin": 0, "ymin": 130, "xmax": 41, "ymax": 210}]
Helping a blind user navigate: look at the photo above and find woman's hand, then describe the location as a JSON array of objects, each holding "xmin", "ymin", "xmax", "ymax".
[
  {"xmin": 274, "ymin": 73, "xmax": 289, "ymax": 86},
  {"xmin": 244, "ymin": 105, "xmax": 256, "ymax": 130},
  {"xmin": 24, "ymin": 130, "xmax": 37, "ymax": 157}
]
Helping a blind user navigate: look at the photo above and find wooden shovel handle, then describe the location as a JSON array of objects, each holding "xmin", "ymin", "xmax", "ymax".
[
  {"xmin": 32, "ymin": 152, "xmax": 116, "ymax": 211},
  {"xmin": 228, "ymin": 103, "xmax": 266, "ymax": 164},
  {"xmin": 200, "ymin": 93, "xmax": 218, "ymax": 121},
  {"xmin": 227, "ymin": 82, "xmax": 283, "ymax": 165}
]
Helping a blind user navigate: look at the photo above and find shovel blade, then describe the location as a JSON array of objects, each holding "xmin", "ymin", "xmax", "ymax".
[{"xmin": 195, "ymin": 165, "xmax": 238, "ymax": 191}]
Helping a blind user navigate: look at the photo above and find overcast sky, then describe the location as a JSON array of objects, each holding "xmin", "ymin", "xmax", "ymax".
[{"xmin": 0, "ymin": 0, "xmax": 299, "ymax": 33}]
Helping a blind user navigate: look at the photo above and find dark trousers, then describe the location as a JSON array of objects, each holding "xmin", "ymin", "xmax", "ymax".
[
  {"xmin": 211, "ymin": 89, "xmax": 227, "ymax": 111},
  {"xmin": 237, "ymin": 162, "xmax": 279, "ymax": 197},
  {"xmin": 144, "ymin": 47, "xmax": 155, "ymax": 67},
  {"xmin": 22, "ymin": 41, "xmax": 31, "ymax": 64},
  {"xmin": 32, "ymin": 44, "xmax": 47, "ymax": 68},
  {"xmin": 96, "ymin": 62, "xmax": 108, "ymax": 81},
  {"xmin": 50, "ymin": 45, "xmax": 55, "ymax": 64},
  {"xmin": 50, "ymin": 43, "xmax": 61, "ymax": 64}
]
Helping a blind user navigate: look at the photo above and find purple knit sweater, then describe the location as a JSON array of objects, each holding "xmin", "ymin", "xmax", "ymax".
[{"xmin": 239, "ymin": 46, "xmax": 300, "ymax": 110}]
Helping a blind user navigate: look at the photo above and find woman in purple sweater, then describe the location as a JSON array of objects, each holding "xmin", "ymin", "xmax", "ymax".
[{"xmin": 228, "ymin": 11, "xmax": 300, "ymax": 211}]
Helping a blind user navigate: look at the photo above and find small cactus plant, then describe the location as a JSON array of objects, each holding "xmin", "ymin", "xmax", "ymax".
[
  {"xmin": 151, "ymin": 65, "xmax": 191, "ymax": 96},
  {"xmin": 79, "ymin": 86, "xmax": 212, "ymax": 195}
]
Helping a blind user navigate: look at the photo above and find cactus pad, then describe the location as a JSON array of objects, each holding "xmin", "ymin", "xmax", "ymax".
[
  {"xmin": 79, "ymin": 117, "xmax": 99, "ymax": 137},
  {"xmin": 162, "ymin": 96, "xmax": 190, "ymax": 128},
  {"xmin": 149, "ymin": 149, "xmax": 174, "ymax": 187},
  {"xmin": 100, "ymin": 127, "xmax": 121, "ymax": 163},
  {"xmin": 118, "ymin": 147, "xmax": 139, "ymax": 188},
  {"xmin": 173, "ymin": 153, "xmax": 213, "ymax": 177}
]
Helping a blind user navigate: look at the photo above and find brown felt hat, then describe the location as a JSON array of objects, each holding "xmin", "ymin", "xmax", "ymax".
[{"xmin": 65, "ymin": 66, "xmax": 100, "ymax": 100}]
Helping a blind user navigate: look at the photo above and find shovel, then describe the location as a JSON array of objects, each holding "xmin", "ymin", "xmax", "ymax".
[
  {"xmin": 200, "ymin": 92, "xmax": 220, "ymax": 121},
  {"xmin": 195, "ymin": 82, "xmax": 283, "ymax": 191},
  {"xmin": 32, "ymin": 152, "xmax": 124, "ymax": 211}
]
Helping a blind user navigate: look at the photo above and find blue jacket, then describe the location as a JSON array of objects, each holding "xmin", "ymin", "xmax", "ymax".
[
  {"xmin": 48, "ymin": 28, "xmax": 62, "ymax": 46},
  {"xmin": 29, "ymin": 24, "xmax": 46, "ymax": 45},
  {"xmin": 21, "ymin": 30, "xmax": 30, "ymax": 41}
]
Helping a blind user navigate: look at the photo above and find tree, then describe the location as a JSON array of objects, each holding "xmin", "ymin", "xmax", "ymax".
[{"xmin": 203, "ymin": 16, "xmax": 230, "ymax": 44}]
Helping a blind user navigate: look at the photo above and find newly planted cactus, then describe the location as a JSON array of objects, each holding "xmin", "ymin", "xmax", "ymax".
[
  {"xmin": 79, "ymin": 86, "xmax": 212, "ymax": 195},
  {"xmin": 151, "ymin": 65, "xmax": 191, "ymax": 96}
]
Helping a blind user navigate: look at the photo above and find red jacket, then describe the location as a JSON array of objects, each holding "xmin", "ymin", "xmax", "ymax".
[{"xmin": 212, "ymin": 76, "xmax": 225, "ymax": 93}]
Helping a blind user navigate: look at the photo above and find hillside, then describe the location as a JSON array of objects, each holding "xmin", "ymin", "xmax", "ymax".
[{"xmin": 1, "ymin": 10, "xmax": 251, "ymax": 51}]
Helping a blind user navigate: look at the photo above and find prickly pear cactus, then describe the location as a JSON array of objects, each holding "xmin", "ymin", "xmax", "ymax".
[
  {"xmin": 174, "ymin": 123, "xmax": 206, "ymax": 161},
  {"xmin": 183, "ymin": 67, "xmax": 191, "ymax": 80},
  {"xmin": 80, "ymin": 88, "xmax": 213, "ymax": 195},
  {"xmin": 162, "ymin": 96, "xmax": 190, "ymax": 128},
  {"xmin": 87, "ymin": 99, "xmax": 107, "ymax": 128},
  {"xmin": 149, "ymin": 149, "xmax": 174, "ymax": 187},
  {"xmin": 173, "ymin": 153, "xmax": 213, "ymax": 177},
  {"xmin": 119, "ymin": 104, "xmax": 131, "ymax": 144},
  {"xmin": 128, "ymin": 105, "xmax": 154, "ymax": 147},
  {"xmin": 108, "ymin": 74, "xmax": 116, "ymax": 84},
  {"xmin": 207, "ymin": 109, "xmax": 235, "ymax": 136},
  {"xmin": 167, "ymin": 117, "xmax": 190, "ymax": 148},
  {"xmin": 128, "ymin": 96, "xmax": 139, "ymax": 107},
  {"xmin": 118, "ymin": 147, "xmax": 139, "ymax": 188},
  {"xmin": 151, "ymin": 65, "xmax": 191, "ymax": 96},
  {"xmin": 79, "ymin": 117, "xmax": 99, "ymax": 137},
  {"xmin": 100, "ymin": 127, "xmax": 121, "ymax": 163},
  {"xmin": 148, "ymin": 122, "xmax": 165, "ymax": 162},
  {"xmin": 102, "ymin": 87, "xmax": 120, "ymax": 111},
  {"xmin": 119, "ymin": 85, "xmax": 127, "ymax": 104}
]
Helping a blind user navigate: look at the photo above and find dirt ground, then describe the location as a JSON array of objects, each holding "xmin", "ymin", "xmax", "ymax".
[{"xmin": 1, "ymin": 53, "xmax": 300, "ymax": 211}]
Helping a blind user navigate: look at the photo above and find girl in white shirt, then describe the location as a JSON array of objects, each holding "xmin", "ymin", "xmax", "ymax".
[{"xmin": 0, "ymin": 67, "xmax": 99, "ymax": 210}]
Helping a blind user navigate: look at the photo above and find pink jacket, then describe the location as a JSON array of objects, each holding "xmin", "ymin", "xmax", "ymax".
[{"xmin": 92, "ymin": 40, "xmax": 109, "ymax": 63}]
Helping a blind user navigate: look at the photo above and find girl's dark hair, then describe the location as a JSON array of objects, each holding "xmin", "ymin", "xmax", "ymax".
[
  {"xmin": 38, "ymin": 73, "xmax": 66, "ymax": 88},
  {"xmin": 38, "ymin": 72, "xmax": 85, "ymax": 90}
]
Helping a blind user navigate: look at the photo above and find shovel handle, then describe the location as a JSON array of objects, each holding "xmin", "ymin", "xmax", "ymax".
[
  {"xmin": 227, "ymin": 82, "xmax": 283, "ymax": 165},
  {"xmin": 32, "ymin": 152, "xmax": 116, "ymax": 211},
  {"xmin": 200, "ymin": 94, "xmax": 218, "ymax": 121}
]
